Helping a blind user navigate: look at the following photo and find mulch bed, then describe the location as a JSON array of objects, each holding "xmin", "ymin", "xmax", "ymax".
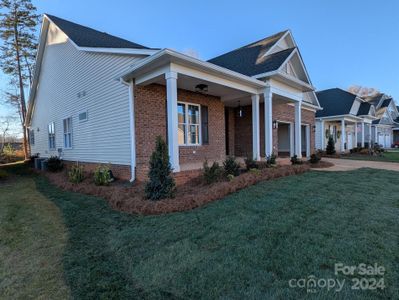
[
  {"xmin": 43, "ymin": 164, "xmax": 313, "ymax": 215},
  {"xmin": 309, "ymin": 161, "xmax": 335, "ymax": 169}
]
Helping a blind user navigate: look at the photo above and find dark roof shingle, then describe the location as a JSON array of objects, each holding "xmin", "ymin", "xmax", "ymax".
[
  {"xmin": 316, "ymin": 88, "xmax": 357, "ymax": 118},
  {"xmin": 207, "ymin": 31, "xmax": 292, "ymax": 76},
  {"xmin": 45, "ymin": 14, "xmax": 153, "ymax": 49},
  {"xmin": 357, "ymin": 102, "xmax": 371, "ymax": 116}
]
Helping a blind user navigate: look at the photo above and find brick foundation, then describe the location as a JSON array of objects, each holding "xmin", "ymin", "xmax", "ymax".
[{"xmin": 63, "ymin": 160, "xmax": 131, "ymax": 180}]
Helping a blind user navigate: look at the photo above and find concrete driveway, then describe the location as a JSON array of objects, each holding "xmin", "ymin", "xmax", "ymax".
[{"xmin": 314, "ymin": 158, "xmax": 399, "ymax": 172}]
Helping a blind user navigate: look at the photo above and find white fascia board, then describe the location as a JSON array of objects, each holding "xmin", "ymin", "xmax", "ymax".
[
  {"xmin": 262, "ymin": 30, "xmax": 291, "ymax": 57},
  {"xmin": 302, "ymin": 101, "xmax": 322, "ymax": 111},
  {"xmin": 26, "ymin": 16, "xmax": 49, "ymax": 126},
  {"xmin": 316, "ymin": 115, "xmax": 364, "ymax": 122},
  {"xmin": 121, "ymin": 48, "xmax": 266, "ymax": 91},
  {"xmin": 76, "ymin": 46, "xmax": 159, "ymax": 56}
]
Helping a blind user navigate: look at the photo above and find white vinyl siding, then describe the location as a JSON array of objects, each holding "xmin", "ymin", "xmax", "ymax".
[{"xmin": 30, "ymin": 22, "xmax": 145, "ymax": 164}]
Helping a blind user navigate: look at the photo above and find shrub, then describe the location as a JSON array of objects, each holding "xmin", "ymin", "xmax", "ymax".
[
  {"xmin": 0, "ymin": 169, "xmax": 8, "ymax": 180},
  {"xmin": 291, "ymin": 155, "xmax": 303, "ymax": 165},
  {"xmin": 47, "ymin": 156, "xmax": 64, "ymax": 172},
  {"xmin": 94, "ymin": 165, "xmax": 112, "ymax": 186},
  {"xmin": 244, "ymin": 156, "xmax": 258, "ymax": 170},
  {"xmin": 309, "ymin": 153, "xmax": 321, "ymax": 164},
  {"xmin": 223, "ymin": 156, "xmax": 240, "ymax": 177},
  {"xmin": 267, "ymin": 152, "xmax": 277, "ymax": 165},
  {"xmin": 203, "ymin": 160, "xmax": 222, "ymax": 184},
  {"xmin": 145, "ymin": 136, "xmax": 176, "ymax": 200},
  {"xmin": 249, "ymin": 168, "xmax": 261, "ymax": 175},
  {"xmin": 68, "ymin": 163, "xmax": 84, "ymax": 184},
  {"xmin": 227, "ymin": 174, "xmax": 235, "ymax": 181},
  {"xmin": 2, "ymin": 143, "xmax": 14, "ymax": 161},
  {"xmin": 326, "ymin": 136, "xmax": 336, "ymax": 155}
]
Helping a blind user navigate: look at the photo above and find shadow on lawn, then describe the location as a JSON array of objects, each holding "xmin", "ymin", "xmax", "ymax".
[{"xmin": 33, "ymin": 168, "xmax": 399, "ymax": 300}]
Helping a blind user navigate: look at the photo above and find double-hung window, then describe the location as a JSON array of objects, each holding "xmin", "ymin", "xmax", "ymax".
[
  {"xmin": 48, "ymin": 122, "xmax": 56, "ymax": 149},
  {"xmin": 29, "ymin": 129, "xmax": 35, "ymax": 145},
  {"xmin": 178, "ymin": 102, "xmax": 201, "ymax": 145},
  {"xmin": 63, "ymin": 117, "xmax": 73, "ymax": 148}
]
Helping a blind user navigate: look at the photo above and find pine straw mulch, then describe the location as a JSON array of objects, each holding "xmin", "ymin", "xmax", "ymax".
[
  {"xmin": 43, "ymin": 164, "xmax": 316, "ymax": 215},
  {"xmin": 308, "ymin": 160, "xmax": 335, "ymax": 169}
]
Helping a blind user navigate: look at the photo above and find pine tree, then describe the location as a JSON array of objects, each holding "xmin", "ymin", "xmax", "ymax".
[
  {"xmin": 145, "ymin": 136, "xmax": 176, "ymax": 200},
  {"xmin": 0, "ymin": 0, "xmax": 39, "ymax": 159},
  {"xmin": 326, "ymin": 136, "xmax": 336, "ymax": 155}
]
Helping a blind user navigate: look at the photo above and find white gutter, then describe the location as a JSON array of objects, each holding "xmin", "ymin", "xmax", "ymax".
[{"xmin": 120, "ymin": 78, "xmax": 136, "ymax": 182}]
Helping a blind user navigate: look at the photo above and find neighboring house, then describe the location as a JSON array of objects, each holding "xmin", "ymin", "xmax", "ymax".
[
  {"xmin": 315, "ymin": 88, "xmax": 397, "ymax": 152},
  {"xmin": 26, "ymin": 14, "xmax": 321, "ymax": 181},
  {"xmin": 363, "ymin": 93, "xmax": 399, "ymax": 147}
]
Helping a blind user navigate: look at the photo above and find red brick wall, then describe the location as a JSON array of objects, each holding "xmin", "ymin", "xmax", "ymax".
[
  {"xmin": 234, "ymin": 102, "xmax": 316, "ymax": 157},
  {"xmin": 134, "ymin": 84, "xmax": 225, "ymax": 181}
]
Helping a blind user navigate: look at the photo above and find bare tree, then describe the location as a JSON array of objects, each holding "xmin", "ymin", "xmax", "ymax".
[
  {"xmin": 348, "ymin": 85, "xmax": 380, "ymax": 98},
  {"xmin": 0, "ymin": 114, "xmax": 17, "ymax": 152}
]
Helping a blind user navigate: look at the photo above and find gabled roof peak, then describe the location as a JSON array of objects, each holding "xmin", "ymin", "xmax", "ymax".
[{"xmin": 44, "ymin": 14, "xmax": 155, "ymax": 50}]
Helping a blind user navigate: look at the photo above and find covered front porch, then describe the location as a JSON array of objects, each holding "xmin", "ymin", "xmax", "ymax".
[
  {"xmin": 319, "ymin": 116, "xmax": 373, "ymax": 152},
  {"xmin": 121, "ymin": 49, "xmax": 316, "ymax": 178}
]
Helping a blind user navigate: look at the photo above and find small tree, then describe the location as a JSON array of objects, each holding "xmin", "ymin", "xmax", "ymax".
[
  {"xmin": 145, "ymin": 136, "xmax": 176, "ymax": 200},
  {"xmin": 326, "ymin": 136, "xmax": 336, "ymax": 155}
]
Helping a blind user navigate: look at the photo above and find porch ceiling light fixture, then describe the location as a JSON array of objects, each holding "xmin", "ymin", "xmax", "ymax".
[
  {"xmin": 195, "ymin": 84, "xmax": 208, "ymax": 94},
  {"xmin": 273, "ymin": 120, "xmax": 278, "ymax": 129},
  {"xmin": 238, "ymin": 101, "xmax": 243, "ymax": 118}
]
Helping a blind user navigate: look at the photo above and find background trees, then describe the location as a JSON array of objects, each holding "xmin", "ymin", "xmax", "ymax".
[{"xmin": 0, "ymin": 0, "xmax": 39, "ymax": 159}]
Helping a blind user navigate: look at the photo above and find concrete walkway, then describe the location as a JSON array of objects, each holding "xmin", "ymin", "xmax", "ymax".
[{"xmin": 313, "ymin": 158, "xmax": 399, "ymax": 172}]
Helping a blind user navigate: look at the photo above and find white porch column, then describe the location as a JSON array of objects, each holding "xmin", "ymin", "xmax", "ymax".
[
  {"xmin": 374, "ymin": 126, "xmax": 378, "ymax": 144},
  {"xmin": 369, "ymin": 124, "xmax": 372, "ymax": 144},
  {"xmin": 341, "ymin": 119, "xmax": 346, "ymax": 153},
  {"xmin": 251, "ymin": 94, "xmax": 260, "ymax": 160},
  {"xmin": 165, "ymin": 71, "xmax": 180, "ymax": 172},
  {"xmin": 320, "ymin": 120, "xmax": 325, "ymax": 150},
  {"xmin": 264, "ymin": 87, "xmax": 273, "ymax": 157},
  {"xmin": 361, "ymin": 122, "xmax": 365, "ymax": 147},
  {"xmin": 294, "ymin": 101, "xmax": 302, "ymax": 158},
  {"xmin": 354, "ymin": 122, "xmax": 358, "ymax": 147}
]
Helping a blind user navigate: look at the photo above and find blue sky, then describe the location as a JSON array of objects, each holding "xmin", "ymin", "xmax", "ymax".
[{"xmin": 1, "ymin": 0, "xmax": 399, "ymax": 125}]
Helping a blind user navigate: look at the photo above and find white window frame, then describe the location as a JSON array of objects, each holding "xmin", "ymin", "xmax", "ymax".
[
  {"xmin": 48, "ymin": 122, "xmax": 56, "ymax": 150},
  {"xmin": 63, "ymin": 117, "xmax": 73, "ymax": 149},
  {"xmin": 29, "ymin": 129, "xmax": 35, "ymax": 145},
  {"xmin": 78, "ymin": 110, "xmax": 88, "ymax": 122},
  {"xmin": 177, "ymin": 101, "xmax": 201, "ymax": 146}
]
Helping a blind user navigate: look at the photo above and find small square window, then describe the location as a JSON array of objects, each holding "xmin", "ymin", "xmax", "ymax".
[{"xmin": 79, "ymin": 111, "xmax": 88, "ymax": 122}]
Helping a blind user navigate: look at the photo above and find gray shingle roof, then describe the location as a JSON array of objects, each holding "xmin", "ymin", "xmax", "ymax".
[
  {"xmin": 316, "ymin": 88, "xmax": 357, "ymax": 117},
  {"xmin": 357, "ymin": 102, "xmax": 371, "ymax": 116},
  {"xmin": 45, "ymin": 14, "xmax": 153, "ymax": 49},
  {"xmin": 380, "ymin": 98, "xmax": 392, "ymax": 108},
  {"xmin": 207, "ymin": 31, "xmax": 293, "ymax": 76}
]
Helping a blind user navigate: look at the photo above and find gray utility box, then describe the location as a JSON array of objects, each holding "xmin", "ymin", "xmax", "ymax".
[
  {"xmin": 41, "ymin": 159, "xmax": 48, "ymax": 171},
  {"xmin": 34, "ymin": 157, "xmax": 46, "ymax": 169}
]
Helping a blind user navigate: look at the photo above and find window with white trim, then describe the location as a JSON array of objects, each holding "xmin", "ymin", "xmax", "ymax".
[
  {"xmin": 63, "ymin": 117, "xmax": 73, "ymax": 148},
  {"xmin": 78, "ymin": 111, "xmax": 88, "ymax": 122},
  {"xmin": 178, "ymin": 102, "xmax": 200, "ymax": 145},
  {"xmin": 29, "ymin": 129, "xmax": 35, "ymax": 145},
  {"xmin": 48, "ymin": 122, "xmax": 55, "ymax": 149}
]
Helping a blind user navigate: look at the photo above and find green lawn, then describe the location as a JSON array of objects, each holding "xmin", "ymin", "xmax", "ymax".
[
  {"xmin": 1, "ymin": 164, "xmax": 398, "ymax": 299},
  {"xmin": 343, "ymin": 150, "xmax": 399, "ymax": 163}
]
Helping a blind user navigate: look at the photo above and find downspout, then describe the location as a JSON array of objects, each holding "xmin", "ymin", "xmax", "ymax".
[{"xmin": 120, "ymin": 78, "xmax": 136, "ymax": 182}]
